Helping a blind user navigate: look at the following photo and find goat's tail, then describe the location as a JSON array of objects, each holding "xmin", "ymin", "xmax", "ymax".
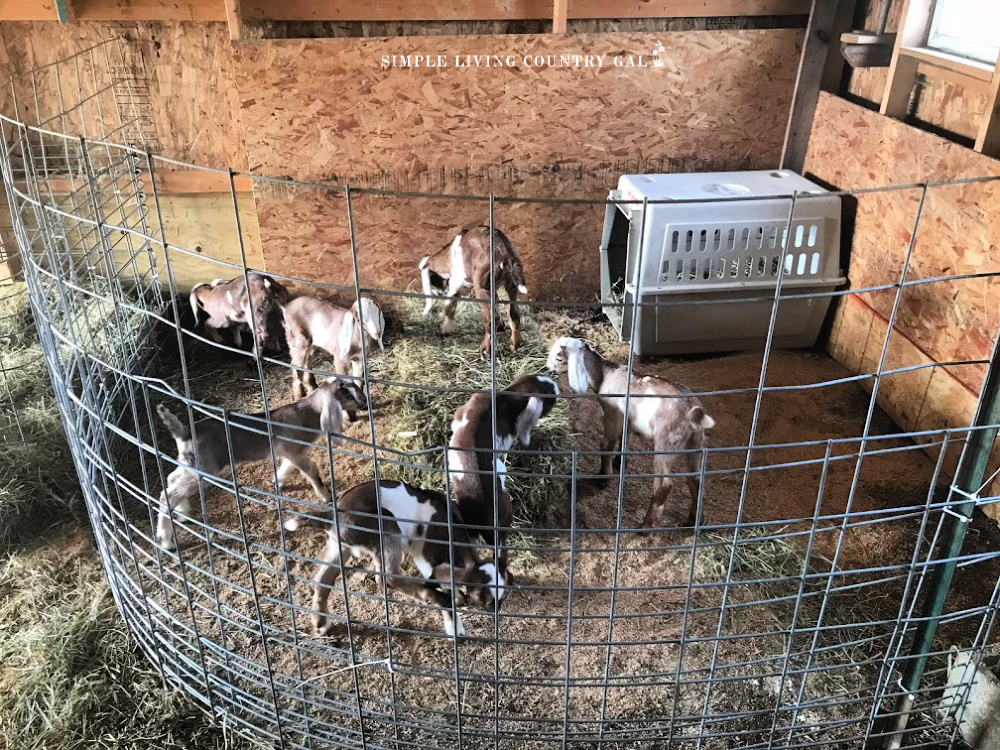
[
  {"xmin": 157, "ymin": 403, "xmax": 191, "ymax": 441},
  {"xmin": 687, "ymin": 406, "xmax": 716, "ymax": 431},
  {"xmin": 490, "ymin": 228, "xmax": 528, "ymax": 295}
]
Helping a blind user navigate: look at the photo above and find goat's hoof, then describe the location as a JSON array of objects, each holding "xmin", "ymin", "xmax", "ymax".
[
  {"xmin": 158, "ymin": 536, "xmax": 178, "ymax": 551},
  {"xmin": 314, "ymin": 618, "xmax": 333, "ymax": 636},
  {"xmin": 441, "ymin": 319, "xmax": 454, "ymax": 334}
]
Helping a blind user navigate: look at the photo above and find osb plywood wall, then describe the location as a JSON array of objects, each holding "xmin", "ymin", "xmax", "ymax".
[
  {"xmin": 0, "ymin": 21, "xmax": 258, "ymax": 290},
  {"xmin": 0, "ymin": 22, "xmax": 246, "ymax": 169},
  {"xmin": 234, "ymin": 30, "xmax": 804, "ymax": 299},
  {"xmin": 804, "ymin": 92, "xmax": 1000, "ymax": 511},
  {"xmin": 844, "ymin": 0, "xmax": 989, "ymax": 143}
]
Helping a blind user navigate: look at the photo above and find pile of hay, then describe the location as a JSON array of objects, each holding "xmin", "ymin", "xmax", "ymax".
[
  {"xmin": 0, "ymin": 538, "xmax": 258, "ymax": 750},
  {"xmin": 0, "ymin": 282, "xmax": 79, "ymax": 549},
  {"xmin": 369, "ymin": 297, "xmax": 573, "ymax": 527}
]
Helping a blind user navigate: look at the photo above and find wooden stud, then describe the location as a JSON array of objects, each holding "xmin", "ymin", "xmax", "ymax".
[
  {"xmin": 0, "ymin": 0, "xmax": 59, "ymax": 20},
  {"xmin": 223, "ymin": 0, "xmax": 244, "ymax": 40},
  {"xmin": 14, "ymin": 0, "xmax": 810, "ymax": 22},
  {"xmin": 976, "ymin": 67, "xmax": 1000, "ymax": 157},
  {"xmin": 552, "ymin": 0, "xmax": 568, "ymax": 33},
  {"xmin": 781, "ymin": 0, "xmax": 841, "ymax": 172},
  {"xmin": 898, "ymin": 46, "xmax": 995, "ymax": 82},
  {"xmin": 820, "ymin": 0, "xmax": 857, "ymax": 92},
  {"xmin": 34, "ymin": 170, "xmax": 253, "ymax": 195},
  {"xmin": 879, "ymin": 0, "xmax": 934, "ymax": 119}
]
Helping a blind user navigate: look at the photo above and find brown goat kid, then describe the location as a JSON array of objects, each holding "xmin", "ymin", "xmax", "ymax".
[
  {"xmin": 189, "ymin": 273, "xmax": 289, "ymax": 352},
  {"xmin": 282, "ymin": 295, "xmax": 385, "ymax": 410},
  {"xmin": 419, "ymin": 226, "xmax": 528, "ymax": 359},
  {"xmin": 547, "ymin": 337, "xmax": 715, "ymax": 528},
  {"xmin": 312, "ymin": 480, "xmax": 504, "ymax": 639},
  {"xmin": 447, "ymin": 374, "xmax": 559, "ymax": 578},
  {"xmin": 154, "ymin": 379, "xmax": 367, "ymax": 550}
]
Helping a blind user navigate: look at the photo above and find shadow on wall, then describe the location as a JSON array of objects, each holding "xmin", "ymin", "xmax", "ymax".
[{"xmin": 805, "ymin": 172, "xmax": 859, "ymax": 348}]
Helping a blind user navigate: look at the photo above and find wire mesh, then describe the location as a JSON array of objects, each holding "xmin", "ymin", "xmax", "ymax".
[{"xmin": 3, "ymin": 37, "xmax": 1000, "ymax": 750}]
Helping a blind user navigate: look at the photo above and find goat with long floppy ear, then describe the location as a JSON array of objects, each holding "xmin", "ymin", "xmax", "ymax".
[
  {"xmin": 547, "ymin": 335, "xmax": 715, "ymax": 528},
  {"xmin": 546, "ymin": 337, "xmax": 591, "ymax": 395}
]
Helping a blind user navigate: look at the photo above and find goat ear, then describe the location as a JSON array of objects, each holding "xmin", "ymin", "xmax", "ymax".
[
  {"xmin": 338, "ymin": 314, "xmax": 356, "ymax": 361},
  {"xmin": 567, "ymin": 345, "xmax": 589, "ymax": 394},
  {"xmin": 515, "ymin": 396, "xmax": 544, "ymax": 446},
  {"xmin": 189, "ymin": 289, "xmax": 202, "ymax": 321},
  {"xmin": 319, "ymin": 391, "xmax": 344, "ymax": 437}
]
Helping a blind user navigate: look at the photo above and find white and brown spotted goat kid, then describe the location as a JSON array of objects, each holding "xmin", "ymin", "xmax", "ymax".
[
  {"xmin": 312, "ymin": 480, "xmax": 503, "ymax": 638},
  {"xmin": 189, "ymin": 273, "xmax": 290, "ymax": 352},
  {"xmin": 154, "ymin": 379, "xmax": 367, "ymax": 550},
  {"xmin": 547, "ymin": 338, "xmax": 715, "ymax": 528},
  {"xmin": 282, "ymin": 295, "xmax": 385, "ymax": 406},
  {"xmin": 447, "ymin": 374, "xmax": 559, "ymax": 577},
  {"xmin": 418, "ymin": 226, "xmax": 528, "ymax": 358}
]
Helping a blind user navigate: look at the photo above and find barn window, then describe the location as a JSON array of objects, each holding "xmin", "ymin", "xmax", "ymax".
[{"xmin": 926, "ymin": 0, "xmax": 1000, "ymax": 65}]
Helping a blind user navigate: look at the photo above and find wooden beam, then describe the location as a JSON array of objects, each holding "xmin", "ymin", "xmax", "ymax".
[
  {"xmin": 49, "ymin": 0, "xmax": 810, "ymax": 22},
  {"xmin": 223, "ymin": 0, "xmax": 244, "ymax": 40},
  {"xmin": 820, "ymin": 0, "xmax": 856, "ymax": 92},
  {"xmin": 915, "ymin": 62, "xmax": 991, "ymax": 94},
  {"xmin": 976, "ymin": 68, "xmax": 1000, "ymax": 157},
  {"xmin": 37, "ymin": 170, "xmax": 254, "ymax": 195},
  {"xmin": 71, "ymin": 0, "xmax": 226, "ymax": 21},
  {"xmin": 899, "ymin": 46, "xmax": 995, "ymax": 83},
  {"xmin": 0, "ymin": 0, "xmax": 59, "ymax": 20},
  {"xmin": 552, "ymin": 0, "xmax": 567, "ymax": 33},
  {"xmin": 879, "ymin": 0, "xmax": 934, "ymax": 119},
  {"xmin": 781, "ymin": 0, "xmax": 841, "ymax": 172}
]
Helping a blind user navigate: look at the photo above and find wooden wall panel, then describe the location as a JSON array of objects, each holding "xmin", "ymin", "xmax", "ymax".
[
  {"xmin": 805, "ymin": 93, "xmax": 1000, "ymax": 395},
  {"xmin": 0, "ymin": 22, "xmax": 246, "ymax": 169},
  {"xmin": 806, "ymin": 93, "xmax": 1000, "ymax": 484},
  {"xmin": 235, "ymin": 30, "xmax": 804, "ymax": 299}
]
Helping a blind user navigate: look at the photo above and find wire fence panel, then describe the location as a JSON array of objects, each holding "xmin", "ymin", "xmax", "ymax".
[{"xmin": 3, "ymin": 38, "xmax": 1000, "ymax": 750}]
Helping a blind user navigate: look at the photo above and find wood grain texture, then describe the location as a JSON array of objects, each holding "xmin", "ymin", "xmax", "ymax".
[
  {"xmin": 0, "ymin": 22, "xmax": 246, "ymax": 170},
  {"xmin": 805, "ymin": 92, "xmax": 1000, "ymax": 398},
  {"xmin": 844, "ymin": 0, "xmax": 989, "ymax": 143},
  {"xmin": 236, "ymin": 30, "xmax": 803, "ymax": 299}
]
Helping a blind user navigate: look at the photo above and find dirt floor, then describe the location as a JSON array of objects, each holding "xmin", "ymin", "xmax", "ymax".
[{"xmin": 102, "ymin": 299, "xmax": 999, "ymax": 749}]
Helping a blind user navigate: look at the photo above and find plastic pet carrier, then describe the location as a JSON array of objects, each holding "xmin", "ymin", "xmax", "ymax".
[{"xmin": 600, "ymin": 170, "xmax": 845, "ymax": 356}]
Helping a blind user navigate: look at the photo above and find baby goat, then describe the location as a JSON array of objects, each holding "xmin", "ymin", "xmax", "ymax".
[
  {"xmin": 189, "ymin": 273, "xmax": 290, "ymax": 352},
  {"xmin": 419, "ymin": 226, "xmax": 528, "ymax": 359},
  {"xmin": 154, "ymin": 379, "xmax": 367, "ymax": 550},
  {"xmin": 283, "ymin": 295, "xmax": 385, "ymax": 406},
  {"xmin": 546, "ymin": 337, "xmax": 715, "ymax": 528},
  {"xmin": 447, "ymin": 374, "xmax": 559, "ymax": 576},
  {"xmin": 313, "ymin": 480, "xmax": 503, "ymax": 638}
]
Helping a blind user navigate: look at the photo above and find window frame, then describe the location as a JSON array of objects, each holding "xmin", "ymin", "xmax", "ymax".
[{"xmin": 924, "ymin": 0, "xmax": 1000, "ymax": 65}]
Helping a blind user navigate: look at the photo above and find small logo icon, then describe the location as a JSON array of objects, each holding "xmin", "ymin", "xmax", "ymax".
[{"xmin": 652, "ymin": 41, "xmax": 666, "ymax": 68}]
